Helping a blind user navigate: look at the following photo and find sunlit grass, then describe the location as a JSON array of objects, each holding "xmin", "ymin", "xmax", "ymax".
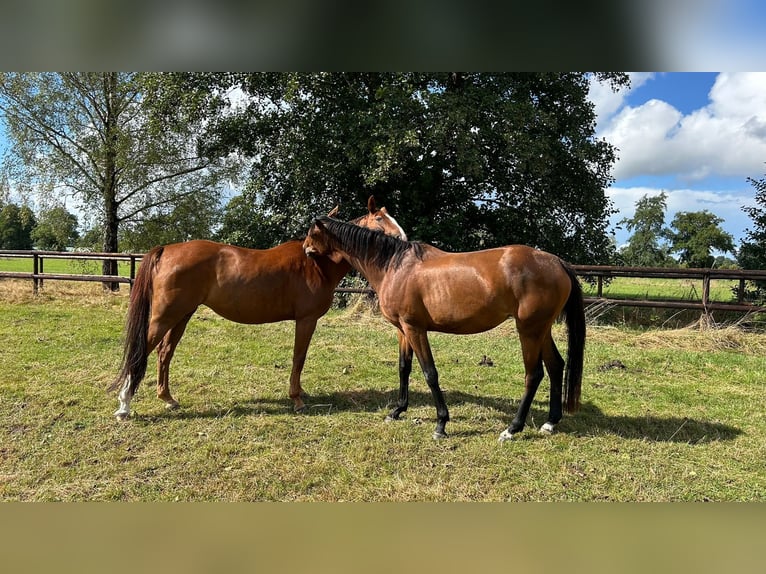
[{"xmin": 1, "ymin": 281, "xmax": 764, "ymax": 501}]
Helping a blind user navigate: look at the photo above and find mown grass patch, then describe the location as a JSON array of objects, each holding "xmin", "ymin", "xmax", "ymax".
[{"xmin": 1, "ymin": 281, "xmax": 764, "ymax": 501}]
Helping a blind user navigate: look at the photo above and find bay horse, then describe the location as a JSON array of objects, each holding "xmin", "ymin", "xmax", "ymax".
[
  {"xmin": 109, "ymin": 197, "xmax": 406, "ymax": 420},
  {"xmin": 303, "ymin": 216, "xmax": 585, "ymax": 441}
]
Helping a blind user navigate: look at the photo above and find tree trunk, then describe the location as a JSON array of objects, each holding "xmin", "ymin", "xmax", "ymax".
[{"xmin": 101, "ymin": 72, "xmax": 120, "ymax": 292}]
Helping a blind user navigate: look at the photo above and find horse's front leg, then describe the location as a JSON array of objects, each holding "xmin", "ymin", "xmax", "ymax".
[
  {"xmin": 402, "ymin": 326, "xmax": 449, "ymax": 439},
  {"xmin": 385, "ymin": 329, "xmax": 412, "ymax": 422},
  {"xmin": 289, "ymin": 318, "xmax": 318, "ymax": 412}
]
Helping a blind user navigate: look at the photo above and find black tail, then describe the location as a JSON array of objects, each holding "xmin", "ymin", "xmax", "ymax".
[
  {"xmin": 561, "ymin": 262, "xmax": 585, "ymax": 413},
  {"xmin": 108, "ymin": 246, "xmax": 163, "ymax": 395}
]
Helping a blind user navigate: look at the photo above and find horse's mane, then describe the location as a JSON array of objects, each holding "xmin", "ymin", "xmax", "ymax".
[{"xmin": 316, "ymin": 216, "xmax": 424, "ymax": 270}]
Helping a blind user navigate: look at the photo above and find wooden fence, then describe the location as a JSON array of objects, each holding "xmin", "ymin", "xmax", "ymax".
[{"xmin": 2, "ymin": 250, "xmax": 766, "ymax": 315}]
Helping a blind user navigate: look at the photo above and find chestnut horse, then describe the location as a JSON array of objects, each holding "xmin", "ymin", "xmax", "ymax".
[
  {"xmin": 110, "ymin": 197, "xmax": 406, "ymax": 420},
  {"xmin": 303, "ymin": 216, "xmax": 585, "ymax": 441}
]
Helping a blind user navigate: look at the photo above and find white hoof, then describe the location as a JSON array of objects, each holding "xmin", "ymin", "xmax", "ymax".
[
  {"xmin": 165, "ymin": 401, "xmax": 180, "ymax": 411},
  {"xmin": 498, "ymin": 429, "xmax": 515, "ymax": 442},
  {"xmin": 540, "ymin": 422, "xmax": 556, "ymax": 435},
  {"xmin": 114, "ymin": 409, "xmax": 130, "ymax": 421}
]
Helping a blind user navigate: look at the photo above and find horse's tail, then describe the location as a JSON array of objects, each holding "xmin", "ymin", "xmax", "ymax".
[
  {"xmin": 108, "ymin": 246, "xmax": 163, "ymax": 395},
  {"xmin": 561, "ymin": 262, "xmax": 585, "ymax": 413}
]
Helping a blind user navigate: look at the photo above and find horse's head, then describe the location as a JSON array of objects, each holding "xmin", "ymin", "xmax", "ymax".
[
  {"xmin": 354, "ymin": 196, "xmax": 408, "ymax": 240},
  {"xmin": 303, "ymin": 217, "xmax": 333, "ymax": 259},
  {"xmin": 304, "ymin": 196, "xmax": 406, "ymax": 260}
]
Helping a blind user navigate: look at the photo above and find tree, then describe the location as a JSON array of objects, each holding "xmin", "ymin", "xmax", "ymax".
[
  {"xmin": 739, "ymin": 173, "xmax": 766, "ymax": 270},
  {"xmin": 215, "ymin": 190, "xmax": 279, "ymax": 248},
  {"xmin": 666, "ymin": 210, "xmax": 734, "ymax": 268},
  {"xmin": 618, "ymin": 193, "xmax": 674, "ymax": 267},
  {"xmin": 0, "ymin": 73, "xmax": 239, "ymax": 288},
  {"xmin": 31, "ymin": 205, "xmax": 79, "ymax": 251},
  {"xmin": 737, "ymin": 172, "xmax": 766, "ymax": 300},
  {"xmin": 157, "ymin": 72, "xmax": 628, "ymax": 263},
  {"xmin": 0, "ymin": 202, "xmax": 35, "ymax": 249},
  {"xmin": 119, "ymin": 190, "xmax": 222, "ymax": 252}
]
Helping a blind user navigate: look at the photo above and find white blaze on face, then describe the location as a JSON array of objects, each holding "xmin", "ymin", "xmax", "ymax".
[{"xmin": 385, "ymin": 212, "xmax": 407, "ymax": 241}]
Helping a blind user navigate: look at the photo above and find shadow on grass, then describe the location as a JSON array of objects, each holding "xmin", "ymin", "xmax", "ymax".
[
  {"xmin": 562, "ymin": 402, "xmax": 742, "ymax": 444},
  {"xmin": 138, "ymin": 388, "xmax": 742, "ymax": 444}
]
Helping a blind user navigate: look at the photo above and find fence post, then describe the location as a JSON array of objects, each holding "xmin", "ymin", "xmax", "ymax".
[
  {"xmin": 130, "ymin": 255, "xmax": 136, "ymax": 288},
  {"xmin": 701, "ymin": 272, "xmax": 712, "ymax": 325},
  {"xmin": 32, "ymin": 252, "xmax": 39, "ymax": 295}
]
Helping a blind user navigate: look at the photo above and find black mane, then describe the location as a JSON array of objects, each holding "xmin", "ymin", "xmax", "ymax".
[{"xmin": 317, "ymin": 217, "xmax": 423, "ymax": 270}]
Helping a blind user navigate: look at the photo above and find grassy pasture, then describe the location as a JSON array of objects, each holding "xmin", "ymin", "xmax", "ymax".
[{"xmin": 1, "ymin": 279, "xmax": 764, "ymax": 501}]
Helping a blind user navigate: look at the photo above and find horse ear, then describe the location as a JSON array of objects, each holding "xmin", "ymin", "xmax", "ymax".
[
  {"xmin": 367, "ymin": 195, "xmax": 377, "ymax": 214},
  {"xmin": 327, "ymin": 206, "xmax": 339, "ymax": 218}
]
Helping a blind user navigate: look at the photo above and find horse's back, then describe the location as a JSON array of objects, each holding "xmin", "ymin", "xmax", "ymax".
[
  {"xmin": 149, "ymin": 240, "xmax": 327, "ymax": 324},
  {"xmin": 385, "ymin": 244, "xmax": 572, "ymax": 332}
]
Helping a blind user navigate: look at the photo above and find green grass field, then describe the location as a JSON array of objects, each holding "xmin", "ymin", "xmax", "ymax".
[
  {"xmin": 1, "ymin": 280, "xmax": 764, "ymax": 501},
  {"xmin": 0, "ymin": 256, "xmax": 133, "ymax": 276}
]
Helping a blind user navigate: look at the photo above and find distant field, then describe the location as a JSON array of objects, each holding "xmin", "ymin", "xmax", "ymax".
[
  {"xmin": 580, "ymin": 276, "xmax": 740, "ymax": 303},
  {"xmin": 0, "ymin": 280, "xmax": 764, "ymax": 501},
  {"xmin": 0, "ymin": 256, "xmax": 133, "ymax": 276}
]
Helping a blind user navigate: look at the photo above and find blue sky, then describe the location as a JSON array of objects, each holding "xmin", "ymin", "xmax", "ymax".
[{"xmin": 589, "ymin": 72, "xmax": 766, "ymax": 251}]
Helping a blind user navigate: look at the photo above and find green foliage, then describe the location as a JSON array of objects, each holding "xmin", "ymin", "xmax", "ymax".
[
  {"xmin": 618, "ymin": 193, "xmax": 674, "ymax": 267},
  {"xmin": 738, "ymin": 173, "xmax": 766, "ymax": 301},
  {"xmin": 619, "ymin": 193, "xmax": 734, "ymax": 269},
  {"xmin": 0, "ymin": 202, "xmax": 36, "ymax": 249},
  {"xmin": 666, "ymin": 210, "xmax": 734, "ymax": 268},
  {"xmin": 119, "ymin": 189, "xmax": 222, "ymax": 251},
  {"xmin": 0, "ymin": 73, "xmax": 239, "ymax": 261},
  {"xmin": 164, "ymin": 72, "xmax": 628, "ymax": 263},
  {"xmin": 30, "ymin": 205, "xmax": 79, "ymax": 251},
  {"xmin": 215, "ymin": 191, "xmax": 281, "ymax": 248}
]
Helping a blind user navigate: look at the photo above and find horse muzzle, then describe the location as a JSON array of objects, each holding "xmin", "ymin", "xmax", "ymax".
[{"xmin": 303, "ymin": 244, "xmax": 318, "ymax": 258}]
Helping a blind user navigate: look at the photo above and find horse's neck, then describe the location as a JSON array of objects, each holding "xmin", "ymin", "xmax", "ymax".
[
  {"xmin": 320, "ymin": 257, "xmax": 352, "ymax": 283},
  {"xmin": 346, "ymin": 255, "xmax": 386, "ymax": 291}
]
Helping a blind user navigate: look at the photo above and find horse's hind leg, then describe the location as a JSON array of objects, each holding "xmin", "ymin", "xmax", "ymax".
[
  {"xmin": 156, "ymin": 312, "xmax": 194, "ymax": 410},
  {"xmin": 540, "ymin": 333, "xmax": 565, "ymax": 435},
  {"xmin": 289, "ymin": 317, "xmax": 318, "ymax": 412},
  {"xmin": 500, "ymin": 330, "xmax": 545, "ymax": 441},
  {"xmin": 385, "ymin": 329, "xmax": 413, "ymax": 422}
]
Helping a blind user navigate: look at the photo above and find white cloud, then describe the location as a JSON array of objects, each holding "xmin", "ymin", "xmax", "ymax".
[
  {"xmin": 589, "ymin": 72, "xmax": 654, "ymax": 132},
  {"xmin": 598, "ymin": 72, "xmax": 766, "ymax": 182}
]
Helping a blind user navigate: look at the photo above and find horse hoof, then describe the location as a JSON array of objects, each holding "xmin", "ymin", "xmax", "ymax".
[
  {"xmin": 432, "ymin": 430, "xmax": 448, "ymax": 440},
  {"xmin": 294, "ymin": 404, "xmax": 307, "ymax": 414},
  {"xmin": 165, "ymin": 401, "xmax": 180, "ymax": 411},
  {"xmin": 114, "ymin": 410, "xmax": 130, "ymax": 421},
  {"xmin": 498, "ymin": 429, "xmax": 515, "ymax": 442},
  {"xmin": 384, "ymin": 414, "xmax": 398, "ymax": 423},
  {"xmin": 539, "ymin": 422, "xmax": 556, "ymax": 435}
]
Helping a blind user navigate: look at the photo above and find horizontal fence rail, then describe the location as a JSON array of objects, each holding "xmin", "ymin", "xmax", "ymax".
[{"xmin": 2, "ymin": 250, "xmax": 766, "ymax": 315}]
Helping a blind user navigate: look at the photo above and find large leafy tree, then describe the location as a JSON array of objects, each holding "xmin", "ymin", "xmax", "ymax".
[
  {"xmin": 159, "ymin": 72, "xmax": 628, "ymax": 263},
  {"xmin": 0, "ymin": 201, "xmax": 36, "ymax": 249},
  {"xmin": 739, "ymin": 173, "xmax": 766, "ymax": 270},
  {"xmin": 618, "ymin": 193, "xmax": 674, "ymax": 267},
  {"xmin": 0, "ymin": 73, "xmax": 238, "ymax": 287},
  {"xmin": 666, "ymin": 210, "xmax": 734, "ymax": 268},
  {"xmin": 738, "ymin": 173, "xmax": 766, "ymax": 300},
  {"xmin": 31, "ymin": 205, "xmax": 79, "ymax": 251}
]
